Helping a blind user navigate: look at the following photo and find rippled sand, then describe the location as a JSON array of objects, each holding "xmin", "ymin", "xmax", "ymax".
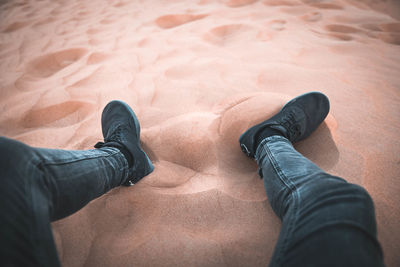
[{"xmin": 0, "ymin": 0, "xmax": 399, "ymax": 266}]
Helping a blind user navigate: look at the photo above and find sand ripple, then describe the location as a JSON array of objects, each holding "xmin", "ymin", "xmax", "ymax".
[{"xmin": 1, "ymin": 0, "xmax": 399, "ymax": 266}]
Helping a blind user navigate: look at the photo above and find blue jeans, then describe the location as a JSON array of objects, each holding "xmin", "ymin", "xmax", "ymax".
[
  {"xmin": 256, "ymin": 136, "xmax": 384, "ymax": 267},
  {"xmin": 0, "ymin": 137, "xmax": 130, "ymax": 266},
  {"xmin": 0, "ymin": 136, "xmax": 384, "ymax": 266}
]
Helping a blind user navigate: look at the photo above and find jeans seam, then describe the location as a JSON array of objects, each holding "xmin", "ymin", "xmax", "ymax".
[
  {"xmin": 40, "ymin": 148, "xmax": 122, "ymax": 166},
  {"xmin": 44, "ymin": 150, "xmax": 129, "ymax": 182},
  {"xmin": 35, "ymin": 160, "xmax": 56, "ymax": 220},
  {"xmin": 263, "ymin": 140, "xmax": 300, "ymax": 266}
]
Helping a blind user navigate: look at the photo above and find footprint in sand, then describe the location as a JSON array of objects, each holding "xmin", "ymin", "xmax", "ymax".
[
  {"xmin": 33, "ymin": 17, "xmax": 57, "ymax": 28},
  {"xmin": 155, "ymin": 14, "xmax": 208, "ymax": 29},
  {"xmin": 320, "ymin": 24, "xmax": 361, "ymax": 42},
  {"xmin": 87, "ymin": 52, "xmax": 109, "ymax": 65},
  {"xmin": 309, "ymin": 2, "xmax": 343, "ymax": 9},
  {"xmin": 325, "ymin": 24, "xmax": 361, "ymax": 34},
  {"xmin": 113, "ymin": 1, "xmax": 129, "ymax": 8},
  {"xmin": 379, "ymin": 22, "xmax": 400, "ymax": 32},
  {"xmin": 22, "ymin": 101, "xmax": 94, "ymax": 128},
  {"xmin": 203, "ymin": 24, "xmax": 254, "ymax": 45},
  {"xmin": 360, "ymin": 22, "xmax": 400, "ymax": 45},
  {"xmin": 377, "ymin": 22, "xmax": 400, "ymax": 46},
  {"xmin": 378, "ymin": 32, "xmax": 400, "ymax": 46},
  {"xmin": 360, "ymin": 24, "xmax": 381, "ymax": 32},
  {"xmin": 269, "ymin": 19, "xmax": 287, "ymax": 31},
  {"xmin": 2, "ymin": 20, "xmax": 31, "ymax": 33},
  {"xmin": 262, "ymin": 0, "xmax": 300, "ymax": 6},
  {"xmin": 223, "ymin": 0, "xmax": 258, "ymax": 7},
  {"xmin": 327, "ymin": 33, "xmax": 353, "ymax": 41},
  {"xmin": 300, "ymin": 11, "xmax": 322, "ymax": 22},
  {"xmin": 301, "ymin": 0, "xmax": 343, "ymax": 10},
  {"xmin": 26, "ymin": 48, "xmax": 87, "ymax": 78}
]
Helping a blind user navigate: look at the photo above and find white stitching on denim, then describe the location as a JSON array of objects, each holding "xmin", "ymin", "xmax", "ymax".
[
  {"xmin": 262, "ymin": 138, "xmax": 300, "ymax": 266},
  {"xmin": 40, "ymin": 147, "xmax": 121, "ymax": 166}
]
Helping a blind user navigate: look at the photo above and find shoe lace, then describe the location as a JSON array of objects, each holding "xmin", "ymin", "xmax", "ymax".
[
  {"xmin": 281, "ymin": 111, "xmax": 301, "ymax": 140},
  {"xmin": 94, "ymin": 125, "xmax": 123, "ymax": 148}
]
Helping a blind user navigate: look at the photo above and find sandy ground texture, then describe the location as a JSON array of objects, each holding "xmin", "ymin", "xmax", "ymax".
[{"xmin": 0, "ymin": 0, "xmax": 399, "ymax": 266}]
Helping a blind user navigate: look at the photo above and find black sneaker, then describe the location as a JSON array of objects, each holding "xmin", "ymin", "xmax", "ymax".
[
  {"xmin": 95, "ymin": 100, "xmax": 154, "ymax": 186},
  {"xmin": 239, "ymin": 92, "xmax": 330, "ymax": 158}
]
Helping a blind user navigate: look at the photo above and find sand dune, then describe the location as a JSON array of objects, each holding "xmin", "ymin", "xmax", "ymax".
[{"xmin": 0, "ymin": 0, "xmax": 399, "ymax": 266}]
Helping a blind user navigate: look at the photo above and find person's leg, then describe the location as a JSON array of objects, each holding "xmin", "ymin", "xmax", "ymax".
[
  {"xmin": 256, "ymin": 136, "xmax": 384, "ymax": 267},
  {"xmin": 0, "ymin": 100, "xmax": 154, "ymax": 266},
  {"xmin": 239, "ymin": 92, "xmax": 384, "ymax": 266},
  {"xmin": 0, "ymin": 137, "xmax": 129, "ymax": 266}
]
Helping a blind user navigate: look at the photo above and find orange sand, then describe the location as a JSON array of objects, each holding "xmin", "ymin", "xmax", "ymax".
[{"xmin": 0, "ymin": 0, "xmax": 399, "ymax": 266}]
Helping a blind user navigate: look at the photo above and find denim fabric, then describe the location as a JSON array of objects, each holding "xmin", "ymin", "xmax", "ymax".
[
  {"xmin": 0, "ymin": 135, "xmax": 385, "ymax": 267},
  {"xmin": 0, "ymin": 137, "xmax": 129, "ymax": 267},
  {"xmin": 256, "ymin": 136, "xmax": 384, "ymax": 267}
]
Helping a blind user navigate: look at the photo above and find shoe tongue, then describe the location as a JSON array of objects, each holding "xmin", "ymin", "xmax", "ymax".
[{"xmin": 269, "ymin": 125, "xmax": 289, "ymax": 138}]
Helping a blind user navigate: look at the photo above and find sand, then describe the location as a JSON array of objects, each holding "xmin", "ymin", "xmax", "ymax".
[{"xmin": 0, "ymin": 0, "xmax": 399, "ymax": 266}]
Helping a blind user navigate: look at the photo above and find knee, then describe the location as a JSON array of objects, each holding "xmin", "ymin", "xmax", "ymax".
[
  {"xmin": 305, "ymin": 180, "xmax": 377, "ymax": 232},
  {"xmin": 313, "ymin": 177, "xmax": 374, "ymax": 208},
  {"xmin": 330, "ymin": 181, "xmax": 374, "ymax": 207},
  {"xmin": 306, "ymin": 175, "xmax": 373, "ymax": 205},
  {"xmin": 343, "ymin": 183, "xmax": 375, "ymax": 213}
]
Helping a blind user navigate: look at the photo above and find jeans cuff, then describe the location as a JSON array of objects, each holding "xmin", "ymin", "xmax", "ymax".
[
  {"xmin": 255, "ymin": 135, "xmax": 291, "ymax": 178},
  {"xmin": 255, "ymin": 135, "xmax": 290, "ymax": 159},
  {"xmin": 98, "ymin": 147, "xmax": 130, "ymax": 183}
]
